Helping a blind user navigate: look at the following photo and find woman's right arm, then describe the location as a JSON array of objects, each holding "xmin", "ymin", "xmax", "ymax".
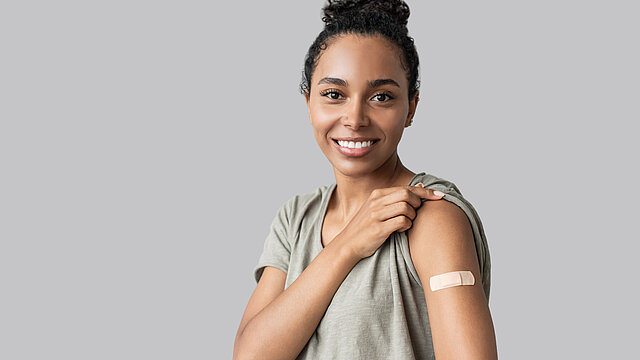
[
  {"xmin": 233, "ymin": 185, "xmax": 444, "ymax": 360},
  {"xmin": 232, "ymin": 234, "xmax": 360, "ymax": 360}
]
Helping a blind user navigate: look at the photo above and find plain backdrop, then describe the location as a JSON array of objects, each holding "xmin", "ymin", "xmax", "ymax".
[{"xmin": 1, "ymin": 1, "xmax": 638, "ymax": 359}]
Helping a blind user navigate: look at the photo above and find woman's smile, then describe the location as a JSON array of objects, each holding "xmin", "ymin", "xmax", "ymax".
[{"xmin": 332, "ymin": 138, "xmax": 380, "ymax": 158}]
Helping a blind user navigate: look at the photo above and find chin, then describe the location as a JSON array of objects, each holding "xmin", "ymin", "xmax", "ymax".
[{"xmin": 331, "ymin": 159, "xmax": 384, "ymax": 177}]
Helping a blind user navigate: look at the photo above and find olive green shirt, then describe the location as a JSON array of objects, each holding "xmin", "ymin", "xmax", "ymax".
[{"xmin": 253, "ymin": 172, "xmax": 491, "ymax": 359}]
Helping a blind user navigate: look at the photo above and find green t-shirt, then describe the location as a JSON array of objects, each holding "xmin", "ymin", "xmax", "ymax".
[{"xmin": 253, "ymin": 172, "xmax": 491, "ymax": 359}]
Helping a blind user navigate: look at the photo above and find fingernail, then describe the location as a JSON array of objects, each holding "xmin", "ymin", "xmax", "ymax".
[
  {"xmin": 433, "ymin": 190, "xmax": 445, "ymax": 197},
  {"xmin": 415, "ymin": 182, "xmax": 424, "ymax": 188}
]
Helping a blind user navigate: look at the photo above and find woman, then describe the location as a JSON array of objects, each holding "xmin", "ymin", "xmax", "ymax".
[{"xmin": 234, "ymin": 1, "xmax": 497, "ymax": 359}]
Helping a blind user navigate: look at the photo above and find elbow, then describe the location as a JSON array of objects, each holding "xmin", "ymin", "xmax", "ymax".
[
  {"xmin": 233, "ymin": 341, "xmax": 250, "ymax": 360},
  {"xmin": 233, "ymin": 328, "xmax": 247, "ymax": 360},
  {"xmin": 233, "ymin": 328, "xmax": 259, "ymax": 360},
  {"xmin": 232, "ymin": 347, "xmax": 251, "ymax": 360},
  {"xmin": 233, "ymin": 346, "xmax": 260, "ymax": 360}
]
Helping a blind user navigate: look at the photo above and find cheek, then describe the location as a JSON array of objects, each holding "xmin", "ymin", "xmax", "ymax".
[
  {"xmin": 309, "ymin": 113, "xmax": 331, "ymax": 144},
  {"xmin": 381, "ymin": 110, "xmax": 408, "ymax": 140},
  {"xmin": 382, "ymin": 125, "xmax": 404, "ymax": 144},
  {"xmin": 309, "ymin": 104, "xmax": 340, "ymax": 130},
  {"xmin": 380, "ymin": 109, "xmax": 406, "ymax": 128}
]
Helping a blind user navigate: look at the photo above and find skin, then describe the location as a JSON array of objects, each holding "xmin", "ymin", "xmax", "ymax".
[{"xmin": 233, "ymin": 34, "xmax": 497, "ymax": 360}]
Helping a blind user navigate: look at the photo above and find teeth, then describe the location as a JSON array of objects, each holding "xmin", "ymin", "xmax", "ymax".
[{"xmin": 337, "ymin": 140, "xmax": 374, "ymax": 149}]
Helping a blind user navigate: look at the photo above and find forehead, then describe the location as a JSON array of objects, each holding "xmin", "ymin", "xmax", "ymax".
[{"xmin": 313, "ymin": 34, "xmax": 407, "ymax": 88}]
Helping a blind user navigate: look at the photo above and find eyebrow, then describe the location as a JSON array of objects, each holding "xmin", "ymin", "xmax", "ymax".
[
  {"xmin": 317, "ymin": 77, "xmax": 400, "ymax": 89},
  {"xmin": 317, "ymin": 77, "xmax": 348, "ymax": 87},
  {"xmin": 368, "ymin": 78, "xmax": 400, "ymax": 88}
]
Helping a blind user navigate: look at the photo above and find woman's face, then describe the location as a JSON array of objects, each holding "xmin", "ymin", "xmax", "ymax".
[{"xmin": 306, "ymin": 34, "xmax": 418, "ymax": 177}]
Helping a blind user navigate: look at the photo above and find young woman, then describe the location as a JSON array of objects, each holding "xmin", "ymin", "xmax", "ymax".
[{"xmin": 234, "ymin": 1, "xmax": 497, "ymax": 359}]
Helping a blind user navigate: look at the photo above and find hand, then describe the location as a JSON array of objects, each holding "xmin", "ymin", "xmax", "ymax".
[{"xmin": 338, "ymin": 183, "xmax": 445, "ymax": 260}]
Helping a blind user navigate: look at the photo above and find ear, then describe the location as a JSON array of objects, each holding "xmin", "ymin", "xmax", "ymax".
[{"xmin": 405, "ymin": 91, "xmax": 420, "ymax": 127}]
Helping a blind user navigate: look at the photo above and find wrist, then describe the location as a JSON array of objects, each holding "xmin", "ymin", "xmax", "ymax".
[{"xmin": 328, "ymin": 232, "xmax": 362, "ymax": 264}]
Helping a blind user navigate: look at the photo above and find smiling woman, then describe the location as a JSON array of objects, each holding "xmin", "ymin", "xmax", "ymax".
[{"xmin": 233, "ymin": 1, "xmax": 496, "ymax": 359}]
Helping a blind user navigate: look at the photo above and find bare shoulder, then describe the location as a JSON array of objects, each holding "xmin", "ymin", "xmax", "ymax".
[
  {"xmin": 414, "ymin": 199, "xmax": 471, "ymax": 231},
  {"xmin": 407, "ymin": 199, "xmax": 480, "ymax": 283}
]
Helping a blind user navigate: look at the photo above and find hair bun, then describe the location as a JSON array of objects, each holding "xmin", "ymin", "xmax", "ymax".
[{"xmin": 322, "ymin": 0, "xmax": 410, "ymax": 31}]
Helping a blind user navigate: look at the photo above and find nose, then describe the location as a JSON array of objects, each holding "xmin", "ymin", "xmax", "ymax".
[{"xmin": 342, "ymin": 98, "xmax": 369, "ymax": 130}]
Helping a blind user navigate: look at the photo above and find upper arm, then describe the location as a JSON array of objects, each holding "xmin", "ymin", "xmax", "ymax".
[
  {"xmin": 235, "ymin": 266, "xmax": 286, "ymax": 341},
  {"xmin": 237, "ymin": 199, "xmax": 292, "ymax": 338},
  {"xmin": 407, "ymin": 200, "xmax": 497, "ymax": 359}
]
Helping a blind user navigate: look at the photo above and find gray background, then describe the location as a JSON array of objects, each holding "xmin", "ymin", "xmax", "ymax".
[{"xmin": 1, "ymin": 0, "xmax": 638, "ymax": 359}]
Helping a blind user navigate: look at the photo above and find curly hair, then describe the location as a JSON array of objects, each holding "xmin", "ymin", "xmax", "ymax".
[{"xmin": 300, "ymin": 0, "xmax": 420, "ymax": 101}]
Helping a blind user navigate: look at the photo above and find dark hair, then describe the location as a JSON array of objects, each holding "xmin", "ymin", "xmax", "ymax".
[{"xmin": 300, "ymin": 0, "xmax": 420, "ymax": 101}]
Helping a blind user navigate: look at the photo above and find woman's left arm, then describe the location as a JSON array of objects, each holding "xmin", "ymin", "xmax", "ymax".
[{"xmin": 407, "ymin": 200, "xmax": 498, "ymax": 360}]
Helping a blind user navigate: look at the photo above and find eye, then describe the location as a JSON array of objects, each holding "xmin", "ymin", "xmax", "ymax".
[
  {"xmin": 372, "ymin": 92, "xmax": 394, "ymax": 102},
  {"xmin": 319, "ymin": 89, "xmax": 344, "ymax": 100}
]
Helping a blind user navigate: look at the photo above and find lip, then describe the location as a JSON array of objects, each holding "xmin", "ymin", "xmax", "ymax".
[
  {"xmin": 332, "ymin": 137, "xmax": 379, "ymax": 142},
  {"xmin": 332, "ymin": 138, "xmax": 379, "ymax": 158}
]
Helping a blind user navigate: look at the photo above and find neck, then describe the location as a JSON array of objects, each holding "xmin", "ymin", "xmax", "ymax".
[{"xmin": 330, "ymin": 153, "xmax": 416, "ymax": 223}]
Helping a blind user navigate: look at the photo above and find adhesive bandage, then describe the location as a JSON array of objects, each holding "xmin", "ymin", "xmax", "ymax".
[{"xmin": 429, "ymin": 271, "xmax": 475, "ymax": 291}]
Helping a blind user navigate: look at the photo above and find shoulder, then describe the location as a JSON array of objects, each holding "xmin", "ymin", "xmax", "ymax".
[
  {"xmin": 272, "ymin": 183, "xmax": 334, "ymax": 227},
  {"xmin": 409, "ymin": 200, "xmax": 473, "ymax": 250},
  {"xmin": 281, "ymin": 183, "xmax": 332, "ymax": 213},
  {"xmin": 408, "ymin": 171, "xmax": 492, "ymax": 299},
  {"xmin": 289, "ymin": 183, "xmax": 331, "ymax": 206},
  {"xmin": 406, "ymin": 193, "xmax": 480, "ymax": 287},
  {"xmin": 408, "ymin": 171, "xmax": 475, "ymax": 249}
]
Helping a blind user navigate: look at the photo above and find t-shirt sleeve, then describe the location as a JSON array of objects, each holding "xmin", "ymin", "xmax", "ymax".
[{"xmin": 253, "ymin": 200, "xmax": 292, "ymax": 284}]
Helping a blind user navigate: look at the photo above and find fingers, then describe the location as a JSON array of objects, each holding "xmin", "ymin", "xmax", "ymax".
[
  {"xmin": 377, "ymin": 185, "xmax": 444, "ymax": 209},
  {"xmin": 383, "ymin": 215, "xmax": 413, "ymax": 233},
  {"xmin": 375, "ymin": 201, "xmax": 417, "ymax": 222},
  {"xmin": 410, "ymin": 183, "xmax": 446, "ymax": 200},
  {"xmin": 378, "ymin": 188, "xmax": 422, "ymax": 208}
]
